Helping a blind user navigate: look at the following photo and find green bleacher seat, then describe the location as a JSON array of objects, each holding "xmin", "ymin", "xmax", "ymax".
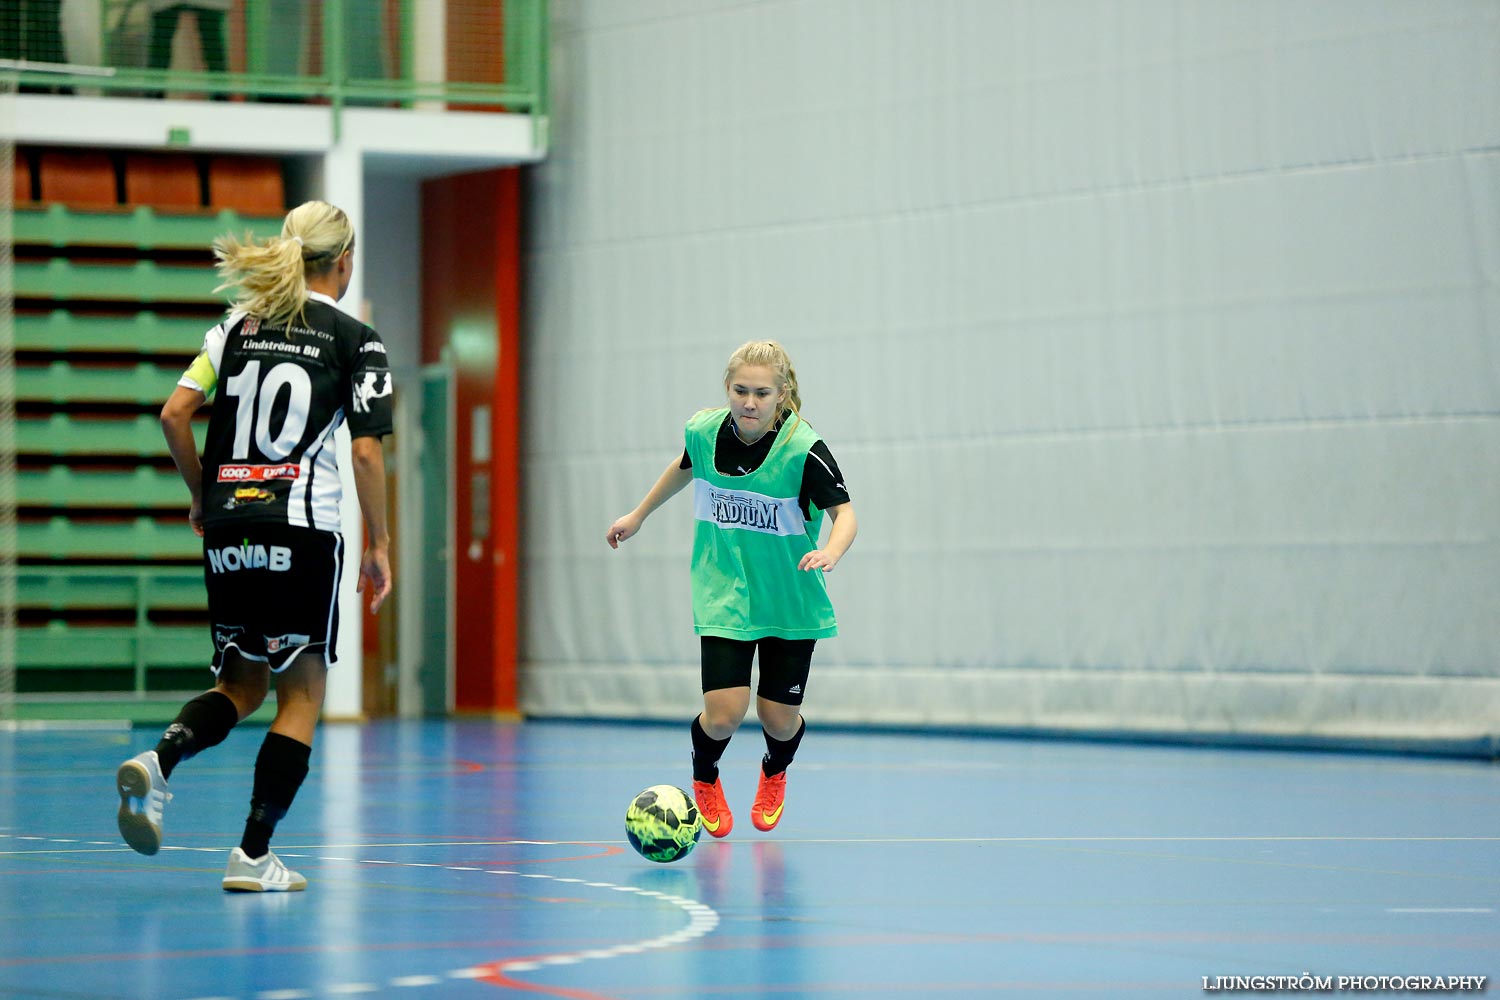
[
  {"xmin": 143, "ymin": 627, "xmax": 209, "ymax": 667},
  {"xmin": 20, "ymin": 466, "xmax": 190, "ymax": 509},
  {"xmin": 17, "ymin": 360, "xmax": 184, "ymax": 405},
  {"xmin": 15, "ymin": 259, "xmax": 224, "ymax": 305},
  {"xmin": 12, "ymin": 204, "xmax": 286, "ymax": 251},
  {"xmin": 19, "ymin": 516, "xmax": 203, "ymax": 560},
  {"xmin": 17, "ymin": 623, "xmax": 205, "ymax": 669},
  {"xmin": 17, "ymin": 566, "xmax": 205, "ymax": 611},
  {"xmin": 13, "ymin": 169, "xmax": 281, "ymax": 715},
  {"xmin": 17, "ymin": 415, "xmax": 202, "ymax": 456},
  {"xmin": 17, "ymin": 310, "xmax": 216, "ymax": 355},
  {"xmin": 17, "ymin": 566, "xmax": 208, "ymax": 698}
]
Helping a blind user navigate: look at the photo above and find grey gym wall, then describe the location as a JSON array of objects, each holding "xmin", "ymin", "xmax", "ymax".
[
  {"xmin": 361, "ymin": 172, "xmax": 428, "ymax": 716},
  {"xmin": 520, "ymin": 1, "xmax": 1500, "ymax": 753}
]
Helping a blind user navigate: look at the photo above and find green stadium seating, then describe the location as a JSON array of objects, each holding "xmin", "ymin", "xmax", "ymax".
[
  {"xmin": 12, "ymin": 204, "xmax": 285, "ymax": 251},
  {"xmin": 17, "ymin": 567, "xmax": 210, "ymax": 699},
  {"xmin": 29, "ymin": 625, "xmax": 198, "ymax": 662},
  {"xmin": 16, "ymin": 414, "xmax": 200, "ymax": 456},
  {"xmin": 14, "ymin": 187, "xmax": 272, "ymax": 716},
  {"xmin": 20, "ymin": 466, "xmax": 190, "ymax": 509},
  {"xmin": 15, "ymin": 259, "xmax": 224, "ymax": 304},
  {"xmin": 16, "ymin": 311, "xmax": 216, "ymax": 355},
  {"xmin": 17, "ymin": 566, "xmax": 205, "ymax": 611},
  {"xmin": 18, "ymin": 625, "xmax": 205, "ymax": 668},
  {"xmin": 17, "ymin": 360, "xmax": 186, "ymax": 405},
  {"xmin": 19, "ymin": 516, "xmax": 203, "ymax": 560}
]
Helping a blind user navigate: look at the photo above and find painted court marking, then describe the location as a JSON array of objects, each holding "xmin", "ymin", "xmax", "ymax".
[
  {"xmin": 2, "ymin": 833, "xmax": 1492, "ymax": 998},
  {"xmin": 1387, "ymin": 907, "xmax": 1495, "ymax": 914},
  {"xmin": 0, "ymin": 834, "xmax": 719, "ymax": 1000}
]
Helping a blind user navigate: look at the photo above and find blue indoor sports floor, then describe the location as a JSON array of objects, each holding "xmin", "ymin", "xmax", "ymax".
[{"xmin": 1, "ymin": 719, "xmax": 1496, "ymax": 999}]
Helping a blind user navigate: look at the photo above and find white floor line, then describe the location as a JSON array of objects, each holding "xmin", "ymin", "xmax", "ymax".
[
  {"xmin": 0, "ymin": 833, "xmax": 718, "ymax": 1000},
  {"xmin": 1386, "ymin": 907, "xmax": 1494, "ymax": 913}
]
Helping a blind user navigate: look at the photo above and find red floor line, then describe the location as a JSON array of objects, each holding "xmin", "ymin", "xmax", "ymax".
[{"xmin": 476, "ymin": 962, "xmax": 624, "ymax": 1000}]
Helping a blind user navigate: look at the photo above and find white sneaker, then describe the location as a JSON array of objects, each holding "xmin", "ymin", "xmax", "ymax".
[
  {"xmin": 222, "ymin": 847, "xmax": 308, "ymax": 892},
  {"xmin": 116, "ymin": 751, "xmax": 172, "ymax": 856}
]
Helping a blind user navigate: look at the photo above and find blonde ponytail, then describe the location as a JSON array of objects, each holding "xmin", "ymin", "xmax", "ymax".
[{"xmin": 213, "ymin": 200, "xmax": 354, "ymax": 329}]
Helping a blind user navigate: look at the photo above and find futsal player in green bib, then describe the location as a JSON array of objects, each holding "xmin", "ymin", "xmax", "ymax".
[{"xmin": 607, "ymin": 341, "xmax": 857, "ymax": 836}]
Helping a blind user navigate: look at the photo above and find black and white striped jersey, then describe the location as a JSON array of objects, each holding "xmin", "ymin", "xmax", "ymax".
[{"xmin": 179, "ymin": 291, "xmax": 394, "ymax": 532}]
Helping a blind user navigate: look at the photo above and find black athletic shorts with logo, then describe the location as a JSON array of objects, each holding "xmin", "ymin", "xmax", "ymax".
[
  {"xmin": 202, "ymin": 524, "xmax": 343, "ymax": 672},
  {"xmin": 700, "ymin": 636, "xmax": 815, "ymax": 706}
]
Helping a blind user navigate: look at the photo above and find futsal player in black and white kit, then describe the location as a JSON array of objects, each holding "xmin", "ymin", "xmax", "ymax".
[{"xmin": 114, "ymin": 200, "xmax": 393, "ymax": 892}]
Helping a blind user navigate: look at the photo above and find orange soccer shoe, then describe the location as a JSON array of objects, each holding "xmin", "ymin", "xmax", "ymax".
[
  {"xmin": 751, "ymin": 770, "xmax": 787, "ymax": 832},
  {"xmin": 693, "ymin": 777, "xmax": 733, "ymax": 838}
]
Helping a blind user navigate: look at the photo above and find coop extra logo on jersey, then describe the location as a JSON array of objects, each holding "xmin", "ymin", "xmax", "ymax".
[
  {"xmin": 218, "ymin": 463, "xmax": 300, "ymax": 482},
  {"xmin": 207, "ymin": 542, "xmax": 293, "ymax": 574},
  {"xmin": 693, "ymin": 481, "xmax": 805, "ymax": 537}
]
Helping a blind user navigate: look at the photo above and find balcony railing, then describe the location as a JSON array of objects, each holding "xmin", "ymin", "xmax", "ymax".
[{"xmin": 2, "ymin": 0, "xmax": 547, "ymax": 119}]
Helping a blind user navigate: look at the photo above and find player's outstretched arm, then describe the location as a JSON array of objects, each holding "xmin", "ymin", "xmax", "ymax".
[
  {"xmin": 607, "ymin": 459, "xmax": 693, "ymax": 548},
  {"xmin": 799, "ymin": 501, "xmax": 857, "ymax": 572}
]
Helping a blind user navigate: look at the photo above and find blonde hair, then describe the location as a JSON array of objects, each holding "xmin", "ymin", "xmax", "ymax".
[
  {"xmin": 213, "ymin": 200, "xmax": 354, "ymax": 329},
  {"xmin": 723, "ymin": 339, "xmax": 803, "ymax": 435}
]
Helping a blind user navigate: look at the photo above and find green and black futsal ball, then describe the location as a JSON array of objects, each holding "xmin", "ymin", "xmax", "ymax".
[{"xmin": 625, "ymin": 784, "xmax": 703, "ymax": 863}]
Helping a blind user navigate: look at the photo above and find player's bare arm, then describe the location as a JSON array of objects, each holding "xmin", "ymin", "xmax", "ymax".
[
  {"xmin": 607, "ymin": 459, "xmax": 693, "ymax": 548},
  {"xmin": 799, "ymin": 501, "xmax": 856, "ymax": 572},
  {"xmin": 160, "ymin": 385, "xmax": 208, "ymax": 536},
  {"xmin": 350, "ymin": 434, "xmax": 392, "ymax": 614}
]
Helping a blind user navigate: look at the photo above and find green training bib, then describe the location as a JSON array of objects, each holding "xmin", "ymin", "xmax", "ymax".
[{"xmin": 685, "ymin": 408, "xmax": 838, "ymax": 640}]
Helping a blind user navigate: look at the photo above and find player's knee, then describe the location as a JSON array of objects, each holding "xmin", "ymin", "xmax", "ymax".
[
  {"xmin": 757, "ymin": 701, "xmax": 801, "ymax": 739},
  {"xmin": 701, "ymin": 713, "xmax": 739, "ymax": 737},
  {"xmin": 217, "ymin": 678, "xmax": 267, "ymax": 717},
  {"xmin": 701, "ymin": 701, "xmax": 747, "ymax": 735}
]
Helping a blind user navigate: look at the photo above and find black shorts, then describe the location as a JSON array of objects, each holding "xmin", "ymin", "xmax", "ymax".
[
  {"xmin": 700, "ymin": 635, "xmax": 815, "ymax": 706},
  {"xmin": 202, "ymin": 524, "xmax": 343, "ymax": 672}
]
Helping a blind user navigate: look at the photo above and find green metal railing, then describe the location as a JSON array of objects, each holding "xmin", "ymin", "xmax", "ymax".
[
  {"xmin": 4, "ymin": 0, "xmax": 548, "ymax": 138},
  {"xmin": 17, "ymin": 565, "xmax": 203, "ymax": 706},
  {"xmin": 14, "ymin": 537, "xmax": 290, "ymax": 724},
  {"xmin": 15, "ymin": 566, "xmax": 280, "ymax": 724}
]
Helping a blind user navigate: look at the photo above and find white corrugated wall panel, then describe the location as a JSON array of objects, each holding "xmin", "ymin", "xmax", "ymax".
[{"xmin": 522, "ymin": 0, "xmax": 1500, "ymax": 751}]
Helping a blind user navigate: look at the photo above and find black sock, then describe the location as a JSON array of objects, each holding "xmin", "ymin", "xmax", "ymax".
[
  {"xmin": 240, "ymin": 732, "xmax": 311, "ymax": 859},
  {"xmin": 762, "ymin": 717, "xmax": 805, "ymax": 777},
  {"xmin": 690, "ymin": 715, "xmax": 732, "ymax": 784},
  {"xmin": 154, "ymin": 691, "xmax": 240, "ymax": 779}
]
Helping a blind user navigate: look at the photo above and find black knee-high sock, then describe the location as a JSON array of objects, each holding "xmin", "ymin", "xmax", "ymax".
[
  {"xmin": 154, "ymin": 691, "xmax": 240, "ymax": 779},
  {"xmin": 240, "ymin": 732, "xmax": 311, "ymax": 859},
  {"xmin": 762, "ymin": 717, "xmax": 806, "ymax": 777},
  {"xmin": 690, "ymin": 715, "xmax": 732, "ymax": 784}
]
